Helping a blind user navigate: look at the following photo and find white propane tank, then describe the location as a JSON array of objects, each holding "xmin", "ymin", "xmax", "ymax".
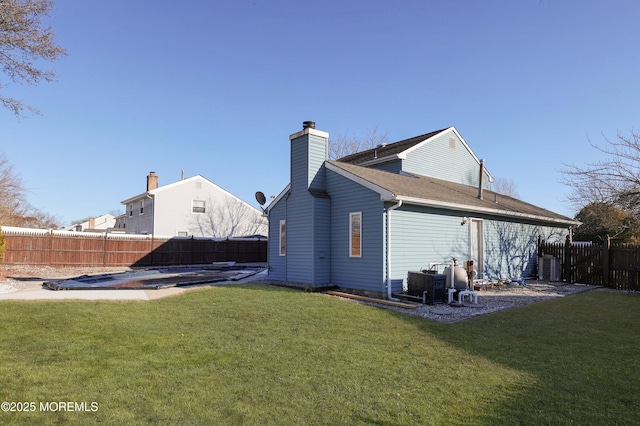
[{"xmin": 444, "ymin": 265, "xmax": 468, "ymax": 291}]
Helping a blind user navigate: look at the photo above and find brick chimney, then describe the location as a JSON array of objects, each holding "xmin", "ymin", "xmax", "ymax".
[
  {"xmin": 88, "ymin": 217, "xmax": 95, "ymax": 229},
  {"xmin": 147, "ymin": 172, "xmax": 158, "ymax": 191}
]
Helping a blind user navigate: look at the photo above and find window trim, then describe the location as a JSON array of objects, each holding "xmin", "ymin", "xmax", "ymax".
[
  {"xmin": 349, "ymin": 212, "xmax": 362, "ymax": 258},
  {"xmin": 279, "ymin": 220, "xmax": 286, "ymax": 256},
  {"xmin": 139, "ymin": 200, "xmax": 144, "ymax": 215},
  {"xmin": 192, "ymin": 199, "xmax": 206, "ymax": 214}
]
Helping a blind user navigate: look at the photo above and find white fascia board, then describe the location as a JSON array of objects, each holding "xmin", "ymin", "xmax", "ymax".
[
  {"xmin": 265, "ymin": 184, "xmax": 291, "ymax": 214},
  {"xmin": 325, "ymin": 162, "xmax": 395, "ymax": 201},
  {"xmin": 289, "ymin": 127, "xmax": 329, "ymax": 140},
  {"xmin": 120, "ymin": 192, "xmax": 153, "ymax": 205},
  {"xmin": 149, "ymin": 174, "xmax": 201, "ymax": 194},
  {"xmin": 390, "ymin": 195, "xmax": 580, "ymax": 226}
]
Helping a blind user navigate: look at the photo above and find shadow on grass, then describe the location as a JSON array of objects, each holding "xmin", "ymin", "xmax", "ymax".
[
  {"xmin": 398, "ymin": 289, "xmax": 640, "ymax": 424},
  {"xmin": 232, "ymin": 283, "xmax": 640, "ymax": 424}
]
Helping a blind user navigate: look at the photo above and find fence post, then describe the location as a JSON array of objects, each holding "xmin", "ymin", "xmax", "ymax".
[
  {"xmin": 537, "ymin": 235, "xmax": 542, "ymax": 280},
  {"xmin": 48, "ymin": 229, "xmax": 53, "ymax": 266},
  {"xmin": 564, "ymin": 234, "xmax": 572, "ymax": 283},
  {"xmin": 603, "ymin": 236, "xmax": 610, "ymax": 287},
  {"xmin": 103, "ymin": 233, "xmax": 108, "ymax": 267},
  {"xmin": 150, "ymin": 235, "xmax": 155, "ymax": 267}
]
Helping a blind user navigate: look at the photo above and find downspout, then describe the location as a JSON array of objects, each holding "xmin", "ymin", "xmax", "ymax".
[
  {"xmin": 477, "ymin": 159, "xmax": 485, "ymax": 200},
  {"xmin": 386, "ymin": 199, "xmax": 403, "ymax": 301}
]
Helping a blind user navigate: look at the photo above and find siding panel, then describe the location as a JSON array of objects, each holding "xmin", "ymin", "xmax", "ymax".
[
  {"xmin": 327, "ymin": 169, "xmax": 385, "ymax": 293},
  {"xmin": 390, "ymin": 205, "xmax": 469, "ymax": 290},
  {"xmin": 403, "ymin": 131, "xmax": 491, "ymax": 188},
  {"xmin": 267, "ymin": 198, "xmax": 287, "ymax": 281},
  {"xmin": 482, "ymin": 220, "xmax": 567, "ymax": 279}
]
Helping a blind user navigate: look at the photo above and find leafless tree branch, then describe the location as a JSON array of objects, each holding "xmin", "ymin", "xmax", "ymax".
[
  {"xmin": 0, "ymin": 0, "xmax": 67, "ymax": 116},
  {"xmin": 328, "ymin": 127, "xmax": 389, "ymax": 160},
  {"xmin": 561, "ymin": 130, "xmax": 640, "ymax": 214}
]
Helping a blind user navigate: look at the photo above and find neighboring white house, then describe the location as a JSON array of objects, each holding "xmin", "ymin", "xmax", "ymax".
[
  {"xmin": 65, "ymin": 214, "xmax": 116, "ymax": 232},
  {"xmin": 120, "ymin": 172, "xmax": 267, "ymax": 238}
]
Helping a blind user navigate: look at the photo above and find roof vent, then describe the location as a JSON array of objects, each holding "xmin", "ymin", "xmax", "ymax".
[{"xmin": 302, "ymin": 121, "xmax": 316, "ymax": 130}]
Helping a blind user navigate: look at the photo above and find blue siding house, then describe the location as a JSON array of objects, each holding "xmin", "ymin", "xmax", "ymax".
[{"xmin": 267, "ymin": 122, "xmax": 579, "ymax": 297}]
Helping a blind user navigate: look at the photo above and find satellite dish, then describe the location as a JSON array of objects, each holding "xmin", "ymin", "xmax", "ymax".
[{"xmin": 255, "ymin": 191, "xmax": 267, "ymax": 206}]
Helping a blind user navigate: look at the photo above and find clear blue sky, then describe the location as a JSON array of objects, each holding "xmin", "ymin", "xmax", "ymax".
[{"xmin": 2, "ymin": 0, "xmax": 639, "ymax": 226}]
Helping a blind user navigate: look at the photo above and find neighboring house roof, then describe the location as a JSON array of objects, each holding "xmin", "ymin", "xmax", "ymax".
[
  {"xmin": 120, "ymin": 174, "xmax": 244, "ymax": 205},
  {"xmin": 65, "ymin": 214, "xmax": 116, "ymax": 231},
  {"xmin": 326, "ymin": 160, "xmax": 579, "ymax": 226},
  {"xmin": 337, "ymin": 128, "xmax": 448, "ymax": 164}
]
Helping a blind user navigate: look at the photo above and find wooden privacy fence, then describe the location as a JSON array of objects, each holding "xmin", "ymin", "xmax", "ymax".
[
  {"xmin": 1, "ymin": 227, "xmax": 267, "ymax": 267},
  {"xmin": 538, "ymin": 236, "xmax": 640, "ymax": 290}
]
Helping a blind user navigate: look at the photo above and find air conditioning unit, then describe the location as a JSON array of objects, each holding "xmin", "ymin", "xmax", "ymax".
[{"xmin": 539, "ymin": 255, "xmax": 561, "ymax": 281}]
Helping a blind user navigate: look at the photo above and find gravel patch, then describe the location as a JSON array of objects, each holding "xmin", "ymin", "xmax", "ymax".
[{"xmin": 353, "ymin": 281, "xmax": 597, "ymax": 323}]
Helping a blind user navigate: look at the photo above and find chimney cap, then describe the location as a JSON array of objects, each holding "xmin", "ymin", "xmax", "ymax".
[{"xmin": 302, "ymin": 121, "xmax": 316, "ymax": 130}]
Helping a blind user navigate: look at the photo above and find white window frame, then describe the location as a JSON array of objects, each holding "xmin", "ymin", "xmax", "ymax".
[
  {"xmin": 139, "ymin": 200, "xmax": 144, "ymax": 215},
  {"xmin": 279, "ymin": 220, "xmax": 286, "ymax": 256},
  {"xmin": 349, "ymin": 212, "xmax": 362, "ymax": 258},
  {"xmin": 192, "ymin": 200, "xmax": 206, "ymax": 214}
]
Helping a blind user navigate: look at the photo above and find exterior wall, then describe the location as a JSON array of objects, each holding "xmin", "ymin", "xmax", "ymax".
[
  {"xmin": 389, "ymin": 205, "xmax": 469, "ymax": 291},
  {"xmin": 153, "ymin": 177, "xmax": 209, "ymax": 236},
  {"xmin": 388, "ymin": 205, "xmax": 571, "ymax": 288},
  {"xmin": 402, "ymin": 130, "xmax": 492, "ymax": 188},
  {"xmin": 481, "ymin": 218, "xmax": 568, "ymax": 280},
  {"xmin": 310, "ymin": 196, "xmax": 331, "ymax": 284},
  {"xmin": 290, "ymin": 132, "xmax": 327, "ymax": 193},
  {"xmin": 124, "ymin": 197, "xmax": 155, "ymax": 234},
  {"xmin": 267, "ymin": 196, "xmax": 288, "ymax": 281},
  {"xmin": 153, "ymin": 177, "xmax": 266, "ymax": 238},
  {"xmin": 284, "ymin": 187, "xmax": 317, "ymax": 283},
  {"xmin": 269, "ymin": 128, "xmax": 331, "ymax": 286},
  {"xmin": 326, "ymin": 169, "xmax": 385, "ymax": 293}
]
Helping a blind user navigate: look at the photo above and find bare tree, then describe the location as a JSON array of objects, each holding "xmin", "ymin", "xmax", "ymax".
[
  {"xmin": 493, "ymin": 177, "xmax": 520, "ymax": 199},
  {"xmin": 328, "ymin": 127, "xmax": 389, "ymax": 160},
  {"xmin": 561, "ymin": 130, "xmax": 640, "ymax": 214},
  {"xmin": 194, "ymin": 197, "xmax": 267, "ymax": 238},
  {"xmin": 0, "ymin": 152, "xmax": 60, "ymax": 228},
  {"xmin": 0, "ymin": 0, "xmax": 67, "ymax": 115},
  {"xmin": 0, "ymin": 152, "xmax": 27, "ymax": 224}
]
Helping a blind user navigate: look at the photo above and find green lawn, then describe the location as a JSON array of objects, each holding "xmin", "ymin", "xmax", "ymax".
[{"xmin": 0, "ymin": 284, "xmax": 638, "ymax": 425}]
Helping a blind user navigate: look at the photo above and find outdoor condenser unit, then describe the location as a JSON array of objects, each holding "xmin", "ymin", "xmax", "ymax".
[
  {"xmin": 539, "ymin": 255, "xmax": 561, "ymax": 281},
  {"xmin": 407, "ymin": 272, "xmax": 446, "ymax": 304}
]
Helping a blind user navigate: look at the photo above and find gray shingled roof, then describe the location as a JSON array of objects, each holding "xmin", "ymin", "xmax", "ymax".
[
  {"xmin": 326, "ymin": 160, "xmax": 578, "ymax": 225},
  {"xmin": 337, "ymin": 128, "xmax": 449, "ymax": 165}
]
